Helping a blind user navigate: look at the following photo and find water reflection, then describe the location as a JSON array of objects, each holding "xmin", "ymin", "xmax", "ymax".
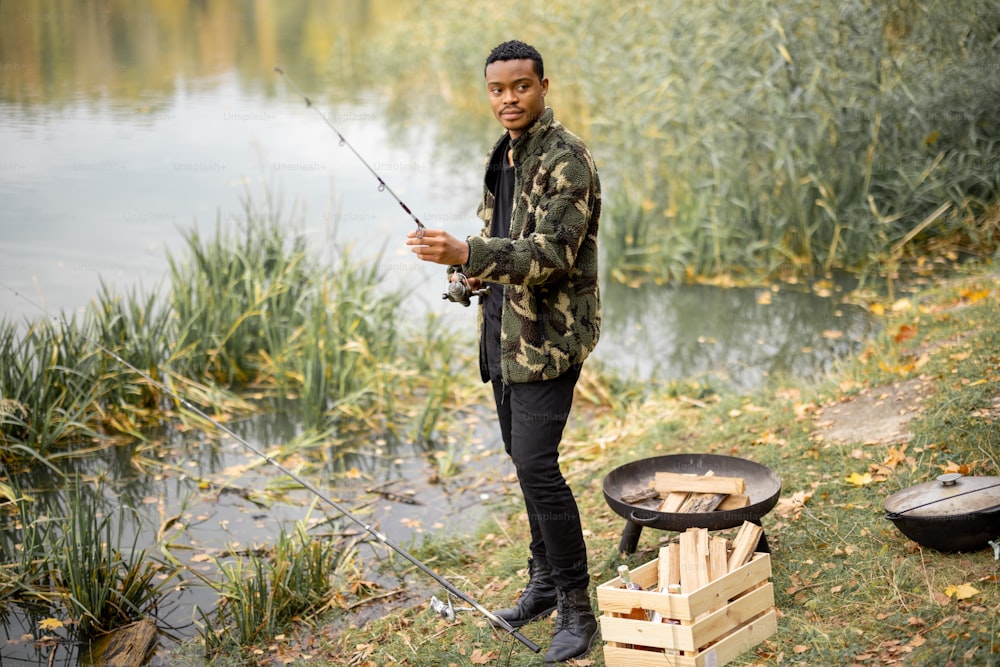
[
  {"xmin": 0, "ymin": 0, "xmax": 388, "ymax": 106},
  {"xmin": 597, "ymin": 278, "xmax": 877, "ymax": 390}
]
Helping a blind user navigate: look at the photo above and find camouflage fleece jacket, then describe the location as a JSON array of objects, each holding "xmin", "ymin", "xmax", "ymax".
[{"xmin": 458, "ymin": 107, "xmax": 601, "ymax": 385}]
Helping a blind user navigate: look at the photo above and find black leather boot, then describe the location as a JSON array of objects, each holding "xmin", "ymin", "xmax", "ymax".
[
  {"xmin": 491, "ymin": 558, "xmax": 557, "ymax": 629},
  {"xmin": 543, "ymin": 587, "xmax": 599, "ymax": 665}
]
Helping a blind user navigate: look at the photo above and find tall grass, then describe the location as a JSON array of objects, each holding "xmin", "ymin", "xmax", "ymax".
[
  {"xmin": 586, "ymin": 0, "xmax": 1000, "ymax": 279},
  {"xmin": 55, "ymin": 484, "xmax": 174, "ymax": 636},
  {"xmin": 0, "ymin": 194, "xmax": 452, "ymax": 459},
  {"xmin": 0, "ymin": 316, "xmax": 102, "ymax": 461},
  {"xmin": 198, "ymin": 519, "xmax": 353, "ymax": 657},
  {"xmin": 90, "ymin": 281, "xmax": 175, "ymax": 433},
  {"xmin": 0, "ymin": 479, "xmax": 176, "ymax": 639},
  {"xmin": 166, "ymin": 200, "xmax": 313, "ymax": 387},
  {"xmin": 0, "ymin": 477, "xmax": 53, "ymax": 601},
  {"xmin": 167, "ymin": 195, "xmax": 408, "ymax": 431}
]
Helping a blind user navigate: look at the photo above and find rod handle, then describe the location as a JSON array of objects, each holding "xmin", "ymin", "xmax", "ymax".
[{"xmin": 512, "ymin": 629, "xmax": 541, "ymax": 653}]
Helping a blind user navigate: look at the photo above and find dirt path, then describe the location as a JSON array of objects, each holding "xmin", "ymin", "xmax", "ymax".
[{"xmin": 814, "ymin": 376, "xmax": 934, "ymax": 445}]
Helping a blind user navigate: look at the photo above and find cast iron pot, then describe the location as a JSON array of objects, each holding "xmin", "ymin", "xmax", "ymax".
[
  {"xmin": 884, "ymin": 473, "xmax": 1000, "ymax": 552},
  {"xmin": 602, "ymin": 453, "xmax": 782, "ymax": 553}
]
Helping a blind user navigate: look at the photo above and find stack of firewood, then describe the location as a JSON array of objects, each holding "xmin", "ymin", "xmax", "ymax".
[
  {"xmin": 655, "ymin": 471, "xmax": 750, "ymax": 513},
  {"xmin": 620, "ymin": 471, "xmax": 750, "ymax": 513},
  {"xmin": 656, "ymin": 521, "xmax": 763, "ymax": 594}
]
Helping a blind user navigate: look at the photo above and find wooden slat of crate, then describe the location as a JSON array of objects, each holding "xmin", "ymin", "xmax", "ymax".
[
  {"xmin": 598, "ymin": 583, "xmax": 774, "ymax": 653},
  {"xmin": 690, "ymin": 583, "xmax": 773, "ymax": 648},
  {"xmin": 602, "ymin": 608, "xmax": 778, "ymax": 667},
  {"xmin": 686, "ymin": 553, "xmax": 771, "ymax": 619},
  {"xmin": 596, "ymin": 553, "xmax": 772, "ymax": 622}
]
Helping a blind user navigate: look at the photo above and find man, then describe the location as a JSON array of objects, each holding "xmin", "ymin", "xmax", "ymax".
[{"xmin": 406, "ymin": 40, "xmax": 601, "ymax": 664}]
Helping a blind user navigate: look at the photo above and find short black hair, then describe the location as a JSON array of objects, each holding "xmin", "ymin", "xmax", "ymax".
[{"xmin": 484, "ymin": 40, "xmax": 544, "ymax": 81}]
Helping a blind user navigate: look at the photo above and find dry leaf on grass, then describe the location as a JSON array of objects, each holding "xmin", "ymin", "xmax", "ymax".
[
  {"xmin": 944, "ymin": 583, "xmax": 980, "ymax": 600},
  {"xmin": 470, "ymin": 648, "xmax": 497, "ymax": 664},
  {"xmin": 845, "ymin": 471, "xmax": 874, "ymax": 486}
]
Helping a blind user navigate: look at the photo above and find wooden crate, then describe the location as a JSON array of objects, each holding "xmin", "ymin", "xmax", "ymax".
[{"xmin": 597, "ymin": 553, "xmax": 776, "ymax": 667}]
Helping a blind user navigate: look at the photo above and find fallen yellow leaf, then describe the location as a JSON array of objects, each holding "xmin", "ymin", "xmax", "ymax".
[
  {"xmin": 944, "ymin": 583, "xmax": 979, "ymax": 600},
  {"xmin": 939, "ymin": 461, "xmax": 975, "ymax": 475},
  {"xmin": 38, "ymin": 618, "xmax": 64, "ymax": 631},
  {"xmin": 882, "ymin": 445, "xmax": 909, "ymax": 469},
  {"xmin": 845, "ymin": 471, "xmax": 874, "ymax": 487}
]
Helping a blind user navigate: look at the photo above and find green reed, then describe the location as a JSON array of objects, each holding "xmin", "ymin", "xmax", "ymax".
[
  {"xmin": 0, "ymin": 316, "xmax": 102, "ymax": 461},
  {"xmin": 166, "ymin": 200, "xmax": 313, "ymax": 386},
  {"xmin": 1, "ymin": 193, "xmax": 456, "ymax": 459},
  {"xmin": 55, "ymin": 483, "xmax": 175, "ymax": 637},
  {"xmin": 0, "ymin": 480, "xmax": 175, "ymax": 638},
  {"xmin": 587, "ymin": 0, "xmax": 1000, "ymax": 280},
  {"xmin": 198, "ymin": 520, "xmax": 352, "ymax": 656},
  {"xmin": 0, "ymin": 477, "xmax": 53, "ymax": 601},
  {"xmin": 281, "ymin": 253, "xmax": 404, "ymax": 430},
  {"xmin": 90, "ymin": 281, "xmax": 176, "ymax": 432}
]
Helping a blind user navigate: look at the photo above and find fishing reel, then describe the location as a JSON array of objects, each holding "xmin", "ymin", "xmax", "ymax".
[
  {"xmin": 442, "ymin": 273, "xmax": 491, "ymax": 307},
  {"xmin": 429, "ymin": 594, "xmax": 474, "ymax": 621}
]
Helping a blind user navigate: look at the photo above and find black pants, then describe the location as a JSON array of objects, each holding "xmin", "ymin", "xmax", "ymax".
[{"xmin": 490, "ymin": 363, "xmax": 589, "ymax": 591}]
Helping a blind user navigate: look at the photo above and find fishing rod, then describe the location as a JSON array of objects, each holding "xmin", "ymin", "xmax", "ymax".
[
  {"xmin": 275, "ymin": 66, "xmax": 491, "ymax": 309},
  {"xmin": 1, "ymin": 283, "xmax": 540, "ymax": 654},
  {"xmin": 273, "ymin": 66, "xmax": 425, "ymax": 240}
]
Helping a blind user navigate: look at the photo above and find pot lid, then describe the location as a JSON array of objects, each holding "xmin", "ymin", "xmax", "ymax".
[{"xmin": 884, "ymin": 474, "xmax": 1000, "ymax": 518}]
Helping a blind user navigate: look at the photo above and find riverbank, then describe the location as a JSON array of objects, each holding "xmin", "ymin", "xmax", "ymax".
[{"xmin": 165, "ymin": 261, "xmax": 998, "ymax": 666}]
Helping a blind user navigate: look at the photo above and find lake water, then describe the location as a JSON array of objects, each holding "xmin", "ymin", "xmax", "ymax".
[
  {"xmin": 0, "ymin": 1, "xmax": 876, "ymax": 663},
  {"xmin": 0, "ymin": 0, "xmax": 874, "ymax": 387}
]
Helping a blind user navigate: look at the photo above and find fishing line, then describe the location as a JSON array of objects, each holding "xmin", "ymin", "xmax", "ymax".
[
  {"xmin": 273, "ymin": 66, "xmax": 426, "ymax": 240},
  {"xmin": 1, "ymin": 282, "xmax": 540, "ymax": 654}
]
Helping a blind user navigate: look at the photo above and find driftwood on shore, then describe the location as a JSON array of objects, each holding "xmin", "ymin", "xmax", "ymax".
[{"xmin": 82, "ymin": 618, "xmax": 158, "ymax": 667}]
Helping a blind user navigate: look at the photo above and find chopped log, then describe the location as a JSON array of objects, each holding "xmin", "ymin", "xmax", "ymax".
[
  {"xmin": 679, "ymin": 492, "xmax": 726, "ymax": 513},
  {"xmin": 657, "ymin": 545, "xmax": 670, "ymax": 592},
  {"xmin": 665, "ymin": 542, "xmax": 681, "ymax": 590},
  {"xmin": 656, "ymin": 542, "xmax": 682, "ymax": 593},
  {"xmin": 717, "ymin": 493, "xmax": 751, "ymax": 510},
  {"xmin": 82, "ymin": 618, "xmax": 158, "ymax": 667},
  {"xmin": 695, "ymin": 529, "xmax": 711, "ymax": 591},
  {"xmin": 654, "ymin": 472, "xmax": 746, "ymax": 496},
  {"xmin": 679, "ymin": 528, "xmax": 710, "ymax": 593},
  {"xmin": 620, "ymin": 486, "xmax": 660, "ymax": 505},
  {"xmin": 657, "ymin": 491, "xmax": 690, "ymax": 512},
  {"xmin": 709, "ymin": 536, "xmax": 730, "ymax": 582},
  {"xmin": 728, "ymin": 521, "xmax": 764, "ymax": 572}
]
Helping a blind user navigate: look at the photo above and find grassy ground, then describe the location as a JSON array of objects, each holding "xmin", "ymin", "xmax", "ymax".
[{"xmin": 176, "ymin": 263, "xmax": 1000, "ymax": 666}]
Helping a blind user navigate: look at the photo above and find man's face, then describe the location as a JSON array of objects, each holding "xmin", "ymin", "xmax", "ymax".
[{"xmin": 485, "ymin": 59, "xmax": 548, "ymax": 140}]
